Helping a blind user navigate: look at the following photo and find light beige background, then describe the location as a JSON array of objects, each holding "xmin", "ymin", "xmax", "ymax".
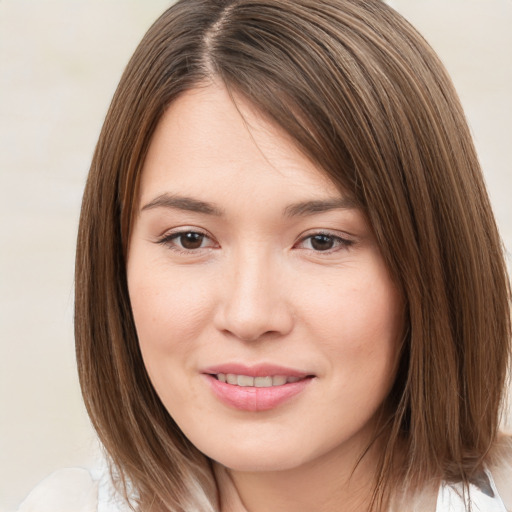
[{"xmin": 0, "ymin": 0, "xmax": 511, "ymax": 509}]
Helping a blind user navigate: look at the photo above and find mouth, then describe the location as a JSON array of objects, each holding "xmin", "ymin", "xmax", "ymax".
[
  {"xmin": 202, "ymin": 365, "xmax": 315, "ymax": 411},
  {"xmin": 211, "ymin": 373, "xmax": 305, "ymax": 387}
]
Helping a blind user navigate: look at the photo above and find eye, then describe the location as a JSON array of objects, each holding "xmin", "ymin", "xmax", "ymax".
[
  {"xmin": 157, "ymin": 229, "xmax": 217, "ymax": 253},
  {"xmin": 297, "ymin": 232, "xmax": 354, "ymax": 252},
  {"xmin": 308, "ymin": 234, "xmax": 336, "ymax": 251},
  {"xmin": 175, "ymin": 232, "xmax": 207, "ymax": 250}
]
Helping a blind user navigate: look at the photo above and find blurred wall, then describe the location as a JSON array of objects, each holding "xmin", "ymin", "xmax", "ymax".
[{"xmin": 0, "ymin": 0, "xmax": 510, "ymax": 509}]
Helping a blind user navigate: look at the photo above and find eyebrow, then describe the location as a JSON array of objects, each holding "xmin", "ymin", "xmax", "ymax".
[
  {"xmin": 141, "ymin": 194, "xmax": 224, "ymax": 216},
  {"xmin": 140, "ymin": 193, "xmax": 358, "ymax": 217},
  {"xmin": 283, "ymin": 197, "xmax": 359, "ymax": 217}
]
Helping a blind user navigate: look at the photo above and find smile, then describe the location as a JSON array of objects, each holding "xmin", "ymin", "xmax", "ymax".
[
  {"xmin": 214, "ymin": 374, "xmax": 302, "ymax": 387},
  {"xmin": 203, "ymin": 365, "xmax": 314, "ymax": 411}
]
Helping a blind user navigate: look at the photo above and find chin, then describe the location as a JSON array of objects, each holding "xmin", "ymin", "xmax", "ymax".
[
  {"xmin": 213, "ymin": 452, "xmax": 306, "ymax": 473},
  {"xmin": 204, "ymin": 434, "xmax": 341, "ymax": 474}
]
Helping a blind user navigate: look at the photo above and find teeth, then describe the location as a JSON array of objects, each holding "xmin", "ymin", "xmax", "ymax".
[
  {"xmin": 237, "ymin": 375, "xmax": 254, "ymax": 387},
  {"xmin": 272, "ymin": 375, "xmax": 287, "ymax": 386},
  {"xmin": 216, "ymin": 374, "xmax": 303, "ymax": 387},
  {"xmin": 254, "ymin": 376, "xmax": 273, "ymax": 387}
]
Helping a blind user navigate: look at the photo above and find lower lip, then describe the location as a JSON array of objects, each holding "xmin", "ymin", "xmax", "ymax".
[{"xmin": 205, "ymin": 375, "xmax": 313, "ymax": 412}]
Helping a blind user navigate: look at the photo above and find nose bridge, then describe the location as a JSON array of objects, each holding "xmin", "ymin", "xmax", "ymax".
[{"xmin": 216, "ymin": 244, "xmax": 293, "ymax": 341}]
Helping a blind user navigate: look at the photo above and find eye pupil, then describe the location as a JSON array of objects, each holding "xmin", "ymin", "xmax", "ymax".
[
  {"xmin": 311, "ymin": 235, "xmax": 334, "ymax": 251},
  {"xmin": 180, "ymin": 232, "xmax": 204, "ymax": 249}
]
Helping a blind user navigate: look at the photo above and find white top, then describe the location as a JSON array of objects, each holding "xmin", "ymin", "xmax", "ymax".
[
  {"xmin": 12, "ymin": 465, "xmax": 509, "ymax": 512},
  {"xmin": 437, "ymin": 469, "xmax": 508, "ymax": 512},
  {"xmin": 10, "ymin": 467, "xmax": 131, "ymax": 512}
]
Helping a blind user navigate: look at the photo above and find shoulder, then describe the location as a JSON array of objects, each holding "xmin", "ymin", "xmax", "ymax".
[
  {"xmin": 12, "ymin": 468, "xmax": 98, "ymax": 512},
  {"xmin": 436, "ymin": 434, "xmax": 512, "ymax": 512},
  {"xmin": 12, "ymin": 466, "xmax": 132, "ymax": 512},
  {"xmin": 487, "ymin": 433, "xmax": 512, "ymax": 510},
  {"xmin": 436, "ymin": 469, "xmax": 509, "ymax": 512}
]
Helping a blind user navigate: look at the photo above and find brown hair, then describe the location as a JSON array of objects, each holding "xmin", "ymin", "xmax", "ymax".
[{"xmin": 75, "ymin": 0, "xmax": 511, "ymax": 510}]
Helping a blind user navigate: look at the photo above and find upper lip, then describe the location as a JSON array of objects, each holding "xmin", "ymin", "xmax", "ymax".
[{"xmin": 202, "ymin": 363, "xmax": 312, "ymax": 378}]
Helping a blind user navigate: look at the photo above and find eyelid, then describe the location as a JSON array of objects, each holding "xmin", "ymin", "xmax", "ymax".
[{"xmin": 157, "ymin": 225, "xmax": 210, "ymax": 239}]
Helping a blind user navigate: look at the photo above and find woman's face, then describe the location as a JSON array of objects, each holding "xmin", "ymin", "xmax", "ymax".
[{"xmin": 127, "ymin": 84, "xmax": 403, "ymax": 472}]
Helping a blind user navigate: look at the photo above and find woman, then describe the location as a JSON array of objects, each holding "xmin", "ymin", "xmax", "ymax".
[{"xmin": 18, "ymin": 0, "xmax": 511, "ymax": 510}]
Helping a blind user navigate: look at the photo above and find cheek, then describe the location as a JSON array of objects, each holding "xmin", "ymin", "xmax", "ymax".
[
  {"xmin": 305, "ymin": 270, "xmax": 402, "ymax": 346},
  {"xmin": 127, "ymin": 271, "xmax": 209, "ymax": 413},
  {"xmin": 304, "ymin": 267, "xmax": 403, "ymax": 393},
  {"xmin": 127, "ymin": 259, "xmax": 214, "ymax": 366}
]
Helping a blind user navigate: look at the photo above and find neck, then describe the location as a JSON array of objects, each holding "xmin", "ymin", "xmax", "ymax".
[{"xmin": 215, "ymin": 435, "xmax": 385, "ymax": 512}]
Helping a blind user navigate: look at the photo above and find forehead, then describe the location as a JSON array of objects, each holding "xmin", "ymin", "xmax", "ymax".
[{"xmin": 139, "ymin": 83, "xmax": 349, "ymax": 210}]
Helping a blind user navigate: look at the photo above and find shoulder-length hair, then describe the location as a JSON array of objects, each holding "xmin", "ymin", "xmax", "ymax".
[{"xmin": 75, "ymin": 0, "xmax": 511, "ymax": 510}]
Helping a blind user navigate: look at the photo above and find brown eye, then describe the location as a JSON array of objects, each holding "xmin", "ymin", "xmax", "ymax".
[
  {"xmin": 310, "ymin": 234, "xmax": 335, "ymax": 251},
  {"xmin": 157, "ymin": 229, "xmax": 217, "ymax": 254},
  {"xmin": 295, "ymin": 232, "xmax": 354, "ymax": 253},
  {"xmin": 178, "ymin": 232, "xmax": 205, "ymax": 250}
]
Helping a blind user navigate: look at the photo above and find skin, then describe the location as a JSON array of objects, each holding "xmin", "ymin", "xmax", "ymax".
[{"xmin": 127, "ymin": 83, "xmax": 404, "ymax": 512}]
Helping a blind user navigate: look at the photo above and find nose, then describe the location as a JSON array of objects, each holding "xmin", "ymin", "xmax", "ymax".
[{"xmin": 213, "ymin": 250, "xmax": 294, "ymax": 342}]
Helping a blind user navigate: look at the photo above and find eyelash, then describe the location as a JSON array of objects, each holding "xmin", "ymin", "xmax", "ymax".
[{"xmin": 156, "ymin": 229, "xmax": 355, "ymax": 255}]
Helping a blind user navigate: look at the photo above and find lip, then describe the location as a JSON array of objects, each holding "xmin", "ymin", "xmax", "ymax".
[
  {"xmin": 202, "ymin": 363, "xmax": 310, "ymax": 378},
  {"xmin": 202, "ymin": 363, "xmax": 314, "ymax": 412}
]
